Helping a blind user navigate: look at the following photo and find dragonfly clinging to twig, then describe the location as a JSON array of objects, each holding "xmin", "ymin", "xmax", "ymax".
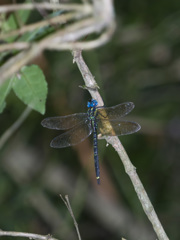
[{"xmin": 41, "ymin": 99, "xmax": 141, "ymax": 184}]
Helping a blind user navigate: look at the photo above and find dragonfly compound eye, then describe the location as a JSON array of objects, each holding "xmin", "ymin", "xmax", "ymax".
[{"xmin": 92, "ymin": 99, "xmax": 98, "ymax": 107}]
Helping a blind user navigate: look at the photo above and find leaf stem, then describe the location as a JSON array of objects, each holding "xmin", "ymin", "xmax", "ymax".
[{"xmin": 0, "ymin": 106, "xmax": 31, "ymax": 149}]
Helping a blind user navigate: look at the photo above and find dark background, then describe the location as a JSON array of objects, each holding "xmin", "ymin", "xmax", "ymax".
[{"xmin": 0, "ymin": 0, "xmax": 180, "ymax": 239}]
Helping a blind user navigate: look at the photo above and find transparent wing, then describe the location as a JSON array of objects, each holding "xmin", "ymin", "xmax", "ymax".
[
  {"xmin": 98, "ymin": 120, "xmax": 141, "ymax": 136},
  {"xmin": 50, "ymin": 121, "xmax": 93, "ymax": 148},
  {"xmin": 41, "ymin": 113, "xmax": 88, "ymax": 130},
  {"xmin": 96, "ymin": 102, "xmax": 135, "ymax": 120}
]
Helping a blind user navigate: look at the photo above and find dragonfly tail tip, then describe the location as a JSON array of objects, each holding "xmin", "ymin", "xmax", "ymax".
[{"xmin": 97, "ymin": 178, "xmax": 100, "ymax": 185}]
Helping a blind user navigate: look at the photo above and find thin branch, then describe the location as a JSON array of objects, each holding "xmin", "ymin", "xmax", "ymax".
[
  {"xmin": 60, "ymin": 195, "xmax": 82, "ymax": 240},
  {"xmin": 106, "ymin": 136, "xmax": 169, "ymax": 240},
  {"xmin": 72, "ymin": 49, "xmax": 170, "ymax": 240},
  {"xmin": 72, "ymin": 49, "xmax": 103, "ymax": 105},
  {"xmin": 0, "ymin": 230, "xmax": 58, "ymax": 240},
  {"xmin": 0, "ymin": 106, "xmax": 32, "ymax": 149},
  {"xmin": 0, "ymin": 3, "xmax": 91, "ymax": 13},
  {"xmin": 0, "ymin": 42, "xmax": 30, "ymax": 51}
]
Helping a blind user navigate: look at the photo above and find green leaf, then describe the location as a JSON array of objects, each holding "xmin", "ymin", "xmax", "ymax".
[
  {"xmin": 1, "ymin": 14, "xmax": 17, "ymax": 33},
  {"xmin": 2, "ymin": 9, "xmax": 30, "ymax": 33},
  {"xmin": 12, "ymin": 65, "xmax": 48, "ymax": 114},
  {"xmin": 1, "ymin": 9, "xmax": 31, "ymax": 42},
  {"xmin": 0, "ymin": 78, "xmax": 13, "ymax": 113},
  {"xmin": 17, "ymin": 9, "xmax": 31, "ymax": 26}
]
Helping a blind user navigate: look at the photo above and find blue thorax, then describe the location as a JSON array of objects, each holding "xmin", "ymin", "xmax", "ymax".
[{"xmin": 87, "ymin": 99, "xmax": 98, "ymax": 121}]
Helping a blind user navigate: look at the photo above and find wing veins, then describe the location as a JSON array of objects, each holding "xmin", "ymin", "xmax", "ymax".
[
  {"xmin": 41, "ymin": 113, "xmax": 88, "ymax": 130},
  {"xmin": 50, "ymin": 120, "xmax": 93, "ymax": 148},
  {"xmin": 98, "ymin": 120, "xmax": 141, "ymax": 136},
  {"xmin": 97, "ymin": 102, "xmax": 135, "ymax": 120}
]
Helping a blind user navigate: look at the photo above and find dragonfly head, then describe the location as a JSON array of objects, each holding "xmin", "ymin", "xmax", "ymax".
[{"xmin": 87, "ymin": 99, "xmax": 98, "ymax": 108}]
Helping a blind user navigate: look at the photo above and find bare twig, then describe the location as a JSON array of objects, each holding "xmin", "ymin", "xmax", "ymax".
[
  {"xmin": 60, "ymin": 195, "xmax": 82, "ymax": 240},
  {"xmin": 0, "ymin": 42, "xmax": 30, "ymax": 51},
  {"xmin": 72, "ymin": 49, "xmax": 103, "ymax": 105},
  {"xmin": 72, "ymin": 49, "xmax": 170, "ymax": 240},
  {"xmin": 0, "ymin": 106, "xmax": 31, "ymax": 149},
  {"xmin": 0, "ymin": 230, "xmax": 57, "ymax": 240}
]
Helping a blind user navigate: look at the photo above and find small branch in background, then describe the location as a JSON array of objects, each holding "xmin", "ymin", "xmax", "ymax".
[
  {"xmin": 0, "ymin": 42, "xmax": 30, "ymax": 51},
  {"xmin": 72, "ymin": 49, "xmax": 170, "ymax": 240},
  {"xmin": 0, "ymin": 230, "xmax": 58, "ymax": 240},
  {"xmin": 60, "ymin": 195, "xmax": 82, "ymax": 240},
  {"xmin": 0, "ymin": 106, "xmax": 32, "ymax": 150}
]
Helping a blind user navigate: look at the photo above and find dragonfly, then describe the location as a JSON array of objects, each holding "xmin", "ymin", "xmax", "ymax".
[{"xmin": 41, "ymin": 99, "xmax": 141, "ymax": 184}]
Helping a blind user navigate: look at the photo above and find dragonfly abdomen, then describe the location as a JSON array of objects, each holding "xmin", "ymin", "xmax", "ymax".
[{"xmin": 93, "ymin": 122, "xmax": 100, "ymax": 184}]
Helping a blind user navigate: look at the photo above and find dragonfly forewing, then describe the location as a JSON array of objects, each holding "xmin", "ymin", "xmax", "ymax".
[
  {"xmin": 96, "ymin": 102, "xmax": 135, "ymax": 120},
  {"xmin": 41, "ymin": 113, "xmax": 88, "ymax": 130},
  {"xmin": 50, "ymin": 121, "xmax": 93, "ymax": 148},
  {"xmin": 98, "ymin": 120, "xmax": 141, "ymax": 136}
]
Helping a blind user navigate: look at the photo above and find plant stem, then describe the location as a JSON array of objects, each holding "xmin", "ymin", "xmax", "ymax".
[{"xmin": 0, "ymin": 106, "xmax": 31, "ymax": 149}]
